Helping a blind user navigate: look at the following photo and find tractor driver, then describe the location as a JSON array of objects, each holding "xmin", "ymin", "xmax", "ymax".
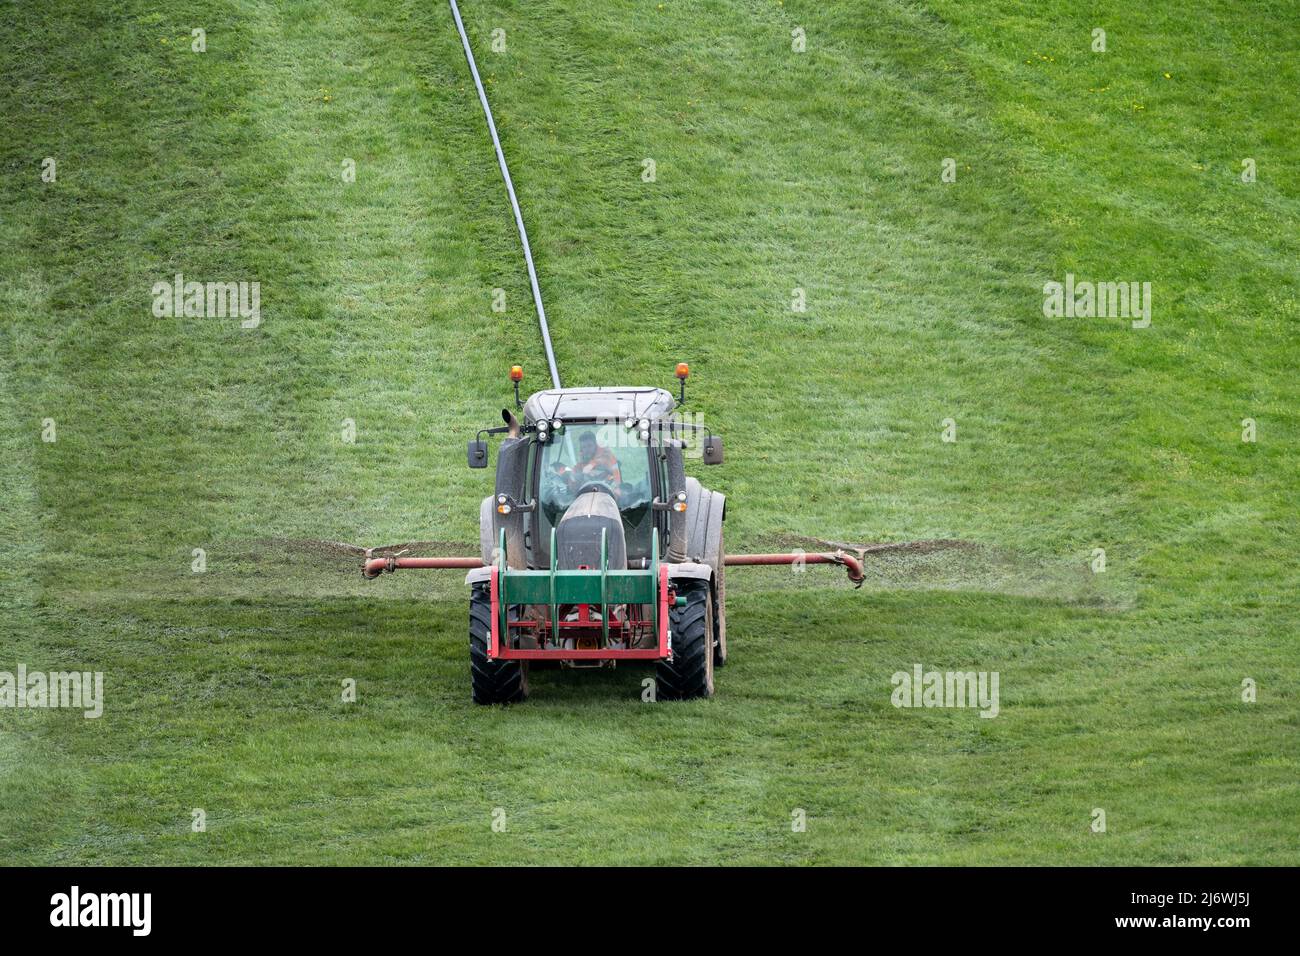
[{"xmin": 553, "ymin": 431, "xmax": 622, "ymax": 497}]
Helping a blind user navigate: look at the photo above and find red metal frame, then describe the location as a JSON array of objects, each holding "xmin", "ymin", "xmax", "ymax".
[{"xmin": 487, "ymin": 563, "xmax": 672, "ymax": 661}]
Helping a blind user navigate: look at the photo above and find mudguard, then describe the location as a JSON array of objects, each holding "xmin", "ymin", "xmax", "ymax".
[
  {"xmin": 479, "ymin": 495, "xmax": 495, "ymax": 565},
  {"xmin": 480, "ymin": 493, "xmax": 525, "ymax": 568},
  {"xmin": 683, "ymin": 477, "xmax": 725, "ymax": 572},
  {"xmin": 664, "ymin": 561, "xmax": 713, "ymax": 582}
]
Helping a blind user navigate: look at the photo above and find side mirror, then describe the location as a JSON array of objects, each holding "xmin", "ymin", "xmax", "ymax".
[
  {"xmin": 702, "ymin": 435, "xmax": 724, "ymax": 465},
  {"xmin": 468, "ymin": 440, "xmax": 488, "ymax": 468}
]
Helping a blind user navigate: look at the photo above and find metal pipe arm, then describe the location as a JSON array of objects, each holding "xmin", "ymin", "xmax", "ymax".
[
  {"xmin": 363, "ymin": 555, "xmax": 485, "ymax": 579},
  {"xmin": 362, "ymin": 550, "xmax": 866, "ymax": 588},
  {"xmin": 724, "ymin": 551, "xmax": 865, "ymax": 587}
]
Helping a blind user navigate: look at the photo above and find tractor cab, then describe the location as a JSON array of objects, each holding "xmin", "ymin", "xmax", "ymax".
[
  {"xmin": 469, "ymin": 370, "xmax": 724, "ymax": 570},
  {"xmin": 523, "ymin": 387, "xmax": 677, "ymax": 570}
]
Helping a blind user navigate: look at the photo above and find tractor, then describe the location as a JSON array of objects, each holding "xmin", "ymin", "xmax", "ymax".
[{"xmin": 362, "ymin": 364, "xmax": 865, "ymax": 704}]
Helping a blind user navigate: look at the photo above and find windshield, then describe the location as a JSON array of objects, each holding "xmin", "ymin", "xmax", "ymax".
[
  {"xmin": 539, "ymin": 423, "xmax": 652, "ymax": 512},
  {"xmin": 537, "ymin": 423, "xmax": 655, "ymax": 563}
]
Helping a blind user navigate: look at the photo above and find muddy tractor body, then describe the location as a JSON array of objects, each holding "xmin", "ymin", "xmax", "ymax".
[{"xmin": 465, "ymin": 384, "xmax": 728, "ymax": 703}]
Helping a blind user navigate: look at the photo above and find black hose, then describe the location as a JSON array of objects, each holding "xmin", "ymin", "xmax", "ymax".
[{"xmin": 448, "ymin": 0, "xmax": 563, "ymax": 390}]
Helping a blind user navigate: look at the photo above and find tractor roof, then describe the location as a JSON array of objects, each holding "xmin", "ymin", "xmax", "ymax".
[{"xmin": 522, "ymin": 387, "xmax": 676, "ymax": 424}]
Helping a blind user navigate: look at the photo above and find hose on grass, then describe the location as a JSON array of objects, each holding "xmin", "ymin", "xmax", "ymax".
[{"xmin": 449, "ymin": 0, "xmax": 563, "ymax": 390}]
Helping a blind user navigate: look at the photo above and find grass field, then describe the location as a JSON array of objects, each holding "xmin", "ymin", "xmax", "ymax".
[{"xmin": 1, "ymin": 0, "xmax": 1296, "ymax": 864}]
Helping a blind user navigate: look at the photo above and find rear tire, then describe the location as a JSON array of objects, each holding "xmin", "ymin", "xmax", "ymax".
[
  {"xmin": 656, "ymin": 578, "xmax": 714, "ymax": 700},
  {"xmin": 469, "ymin": 584, "xmax": 529, "ymax": 705}
]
